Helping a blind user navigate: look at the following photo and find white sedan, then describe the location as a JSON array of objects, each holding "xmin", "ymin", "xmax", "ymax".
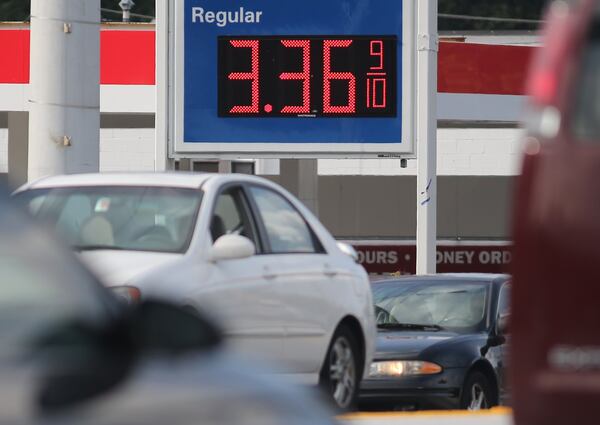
[{"xmin": 14, "ymin": 172, "xmax": 375, "ymax": 409}]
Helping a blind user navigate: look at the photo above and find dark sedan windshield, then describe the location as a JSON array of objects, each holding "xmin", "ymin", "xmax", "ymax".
[
  {"xmin": 372, "ymin": 280, "xmax": 489, "ymax": 332},
  {"xmin": 14, "ymin": 186, "xmax": 202, "ymax": 253}
]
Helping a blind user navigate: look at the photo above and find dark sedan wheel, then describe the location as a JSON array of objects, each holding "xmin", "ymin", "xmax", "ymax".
[
  {"xmin": 319, "ymin": 325, "xmax": 360, "ymax": 410},
  {"xmin": 460, "ymin": 372, "xmax": 493, "ymax": 410}
]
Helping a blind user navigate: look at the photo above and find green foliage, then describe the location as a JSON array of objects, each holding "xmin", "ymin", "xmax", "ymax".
[
  {"xmin": 439, "ymin": 0, "xmax": 549, "ymax": 31},
  {"xmin": 0, "ymin": 0, "xmax": 29, "ymax": 21}
]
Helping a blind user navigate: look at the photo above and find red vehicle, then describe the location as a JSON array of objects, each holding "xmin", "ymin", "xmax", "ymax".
[{"xmin": 512, "ymin": 0, "xmax": 600, "ymax": 424}]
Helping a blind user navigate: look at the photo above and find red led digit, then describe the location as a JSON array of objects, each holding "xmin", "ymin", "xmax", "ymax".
[
  {"xmin": 370, "ymin": 40, "xmax": 384, "ymax": 70},
  {"xmin": 323, "ymin": 39, "xmax": 356, "ymax": 114},
  {"xmin": 228, "ymin": 40, "xmax": 259, "ymax": 114},
  {"xmin": 374, "ymin": 78, "xmax": 386, "ymax": 107},
  {"xmin": 367, "ymin": 40, "xmax": 387, "ymax": 109},
  {"xmin": 279, "ymin": 40, "xmax": 310, "ymax": 114}
]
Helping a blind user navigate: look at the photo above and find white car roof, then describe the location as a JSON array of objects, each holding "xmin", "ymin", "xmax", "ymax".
[{"xmin": 20, "ymin": 172, "xmax": 218, "ymax": 190}]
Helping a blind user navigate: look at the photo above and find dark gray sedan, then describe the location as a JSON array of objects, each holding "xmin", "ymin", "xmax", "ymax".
[{"xmin": 359, "ymin": 274, "xmax": 510, "ymax": 411}]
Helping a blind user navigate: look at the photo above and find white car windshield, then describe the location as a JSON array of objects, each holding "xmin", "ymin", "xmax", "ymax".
[{"xmin": 14, "ymin": 186, "xmax": 202, "ymax": 253}]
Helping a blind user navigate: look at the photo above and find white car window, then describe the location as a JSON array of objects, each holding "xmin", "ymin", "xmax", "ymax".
[
  {"xmin": 213, "ymin": 193, "xmax": 242, "ymax": 235},
  {"xmin": 211, "ymin": 187, "xmax": 260, "ymax": 249},
  {"xmin": 249, "ymin": 186, "xmax": 319, "ymax": 254},
  {"xmin": 14, "ymin": 187, "xmax": 202, "ymax": 254}
]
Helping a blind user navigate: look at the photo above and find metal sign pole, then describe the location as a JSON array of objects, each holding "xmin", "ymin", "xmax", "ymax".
[
  {"xmin": 416, "ymin": 0, "xmax": 438, "ymax": 274},
  {"xmin": 155, "ymin": 0, "xmax": 171, "ymax": 171}
]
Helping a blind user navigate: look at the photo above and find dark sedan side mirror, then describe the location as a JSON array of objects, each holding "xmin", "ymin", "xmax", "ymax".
[
  {"xmin": 486, "ymin": 313, "xmax": 510, "ymax": 348},
  {"xmin": 35, "ymin": 300, "xmax": 222, "ymax": 412}
]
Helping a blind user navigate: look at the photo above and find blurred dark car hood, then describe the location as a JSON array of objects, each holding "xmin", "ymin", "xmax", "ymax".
[{"xmin": 374, "ymin": 330, "xmax": 485, "ymax": 362}]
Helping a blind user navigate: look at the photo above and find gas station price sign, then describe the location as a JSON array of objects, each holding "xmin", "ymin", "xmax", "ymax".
[
  {"xmin": 218, "ymin": 36, "xmax": 397, "ymax": 118},
  {"xmin": 172, "ymin": 0, "xmax": 415, "ymax": 157}
]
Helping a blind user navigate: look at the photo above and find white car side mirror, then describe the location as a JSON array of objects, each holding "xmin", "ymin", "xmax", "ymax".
[
  {"xmin": 210, "ymin": 234, "xmax": 255, "ymax": 262},
  {"xmin": 337, "ymin": 242, "xmax": 359, "ymax": 263}
]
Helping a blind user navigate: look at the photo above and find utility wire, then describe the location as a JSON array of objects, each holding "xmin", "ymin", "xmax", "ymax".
[
  {"xmin": 98, "ymin": 9, "xmax": 542, "ymax": 25},
  {"xmin": 439, "ymin": 13, "xmax": 544, "ymax": 24},
  {"xmin": 5, "ymin": 9, "xmax": 545, "ymax": 25}
]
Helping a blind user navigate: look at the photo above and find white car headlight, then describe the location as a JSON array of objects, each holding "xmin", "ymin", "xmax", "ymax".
[
  {"xmin": 111, "ymin": 285, "xmax": 141, "ymax": 304},
  {"xmin": 368, "ymin": 360, "xmax": 442, "ymax": 378}
]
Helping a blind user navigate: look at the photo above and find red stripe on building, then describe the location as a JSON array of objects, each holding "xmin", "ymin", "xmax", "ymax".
[
  {"xmin": 100, "ymin": 30, "xmax": 155, "ymax": 85},
  {"xmin": 0, "ymin": 30, "xmax": 533, "ymax": 94},
  {"xmin": 0, "ymin": 29, "xmax": 155, "ymax": 85},
  {"xmin": 0, "ymin": 30, "xmax": 30, "ymax": 83},
  {"xmin": 438, "ymin": 42, "xmax": 534, "ymax": 95}
]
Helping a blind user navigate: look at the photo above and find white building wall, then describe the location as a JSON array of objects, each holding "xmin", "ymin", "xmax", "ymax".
[
  {"xmin": 99, "ymin": 128, "xmax": 155, "ymax": 172},
  {"xmin": 318, "ymin": 128, "xmax": 525, "ymax": 176},
  {"xmin": 453, "ymin": 33, "xmax": 540, "ymax": 46},
  {"xmin": 0, "ymin": 127, "xmax": 524, "ymax": 176},
  {"xmin": 0, "ymin": 128, "xmax": 156, "ymax": 175}
]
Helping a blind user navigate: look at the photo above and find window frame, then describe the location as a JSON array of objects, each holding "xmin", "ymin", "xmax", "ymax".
[{"xmin": 243, "ymin": 183, "xmax": 326, "ymax": 255}]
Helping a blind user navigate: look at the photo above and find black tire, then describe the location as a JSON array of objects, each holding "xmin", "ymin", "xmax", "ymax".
[
  {"xmin": 319, "ymin": 325, "xmax": 361, "ymax": 411},
  {"xmin": 460, "ymin": 371, "xmax": 494, "ymax": 410}
]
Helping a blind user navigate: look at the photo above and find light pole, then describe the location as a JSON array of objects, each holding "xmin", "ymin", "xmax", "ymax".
[
  {"xmin": 28, "ymin": 0, "xmax": 100, "ymax": 181},
  {"xmin": 119, "ymin": 0, "xmax": 135, "ymax": 23}
]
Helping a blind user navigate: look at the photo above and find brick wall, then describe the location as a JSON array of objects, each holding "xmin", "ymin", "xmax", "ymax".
[
  {"xmin": 0, "ymin": 128, "xmax": 156, "ymax": 174},
  {"xmin": 99, "ymin": 128, "xmax": 155, "ymax": 172},
  {"xmin": 318, "ymin": 128, "xmax": 524, "ymax": 176}
]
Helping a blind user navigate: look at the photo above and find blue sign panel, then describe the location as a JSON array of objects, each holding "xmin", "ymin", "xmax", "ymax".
[{"xmin": 184, "ymin": 0, "xmax": 403, "ymax": 145}]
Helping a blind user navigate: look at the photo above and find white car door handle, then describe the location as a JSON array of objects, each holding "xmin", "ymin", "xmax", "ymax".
[
  {"xmin": 263, "ymin": 266, "xmax": 277, "ymax": 280},
  {"xmin": 323, "ymin": 264, "xmax": 337, "ymax": 277}
]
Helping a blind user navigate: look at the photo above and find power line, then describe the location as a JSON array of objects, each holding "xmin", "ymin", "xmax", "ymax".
[
  {"xmin": 439, "ymin": 13, "xmax": 544, "ymax": 25},
  {"xmin": 98, "ymin": 9, "xmax": 541, "ymax": 25},
  {"xmin": 97, "ymin": 9, "xmax": 542, "ymax": 25}
]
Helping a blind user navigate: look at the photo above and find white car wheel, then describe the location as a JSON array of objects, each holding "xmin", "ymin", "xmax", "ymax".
[{"xmin": 319, "ymin": 325, "xmax": 360, "ymax": 410}]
